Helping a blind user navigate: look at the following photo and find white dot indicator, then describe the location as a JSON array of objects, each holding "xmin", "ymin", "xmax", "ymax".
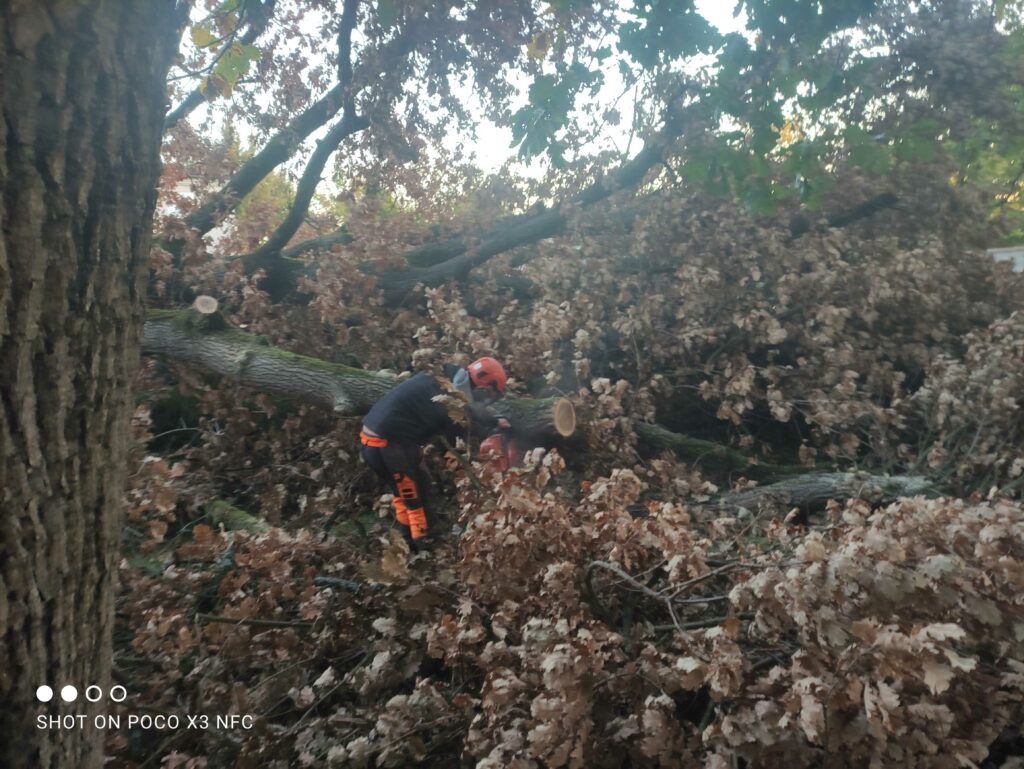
[
  {"xmin": 109, "ymin": 685, "xmax": 127, "ymax": 703},
  {"xmin": 85, "ymin": 685, "xmax": 103, "ymax": 703},
  {"xmin": 60, "ymin": 685, "xmax": 78, "ymax": 702},
  {"xmin": 36, "ymin": 685, "xmax": 54, "ymax": 703}
]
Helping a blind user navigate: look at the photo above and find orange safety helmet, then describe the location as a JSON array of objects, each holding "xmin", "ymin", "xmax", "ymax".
[{"xmin": 468, "ymin": 357, "xmax": 507, "ymax": 393}]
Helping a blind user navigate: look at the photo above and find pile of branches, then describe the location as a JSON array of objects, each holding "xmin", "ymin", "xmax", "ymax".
[{"xmin": 112, "ymin": 437, "xmax": 1024, "ymax": 768}]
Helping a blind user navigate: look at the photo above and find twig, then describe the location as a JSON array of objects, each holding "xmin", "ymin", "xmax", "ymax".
[
  {"xmin": 438, "ymin": 436, "xmax": 486, "ymax": 491},
  {"xmin": 285, "ymin": 649, "xmax": 371, "ymax": 735},
  {"xmin": 286, "ymin": 680, "xmax": 346, "ymax": 735},
  {"xmin": 698, "ymin": 699, "xmax": 716, "ymax": 732},
  {"xmin": 586, "ymin": 561, "xmax": 666, "ymax": 602},
  {"xmin": 720, "ymin": 504, "xmax": 770, "ymax": 553},
  {"xmin": 148, "ymin": 426, "xmax": 202, "ymax": 440},
  {"xmin": 313, "ymin": 575, "xmax": 382, "ymax": 592},
  {"xmin": 196, "ymin": 613, "xmax": 314, "ymax": 629},
  {"xmin": 665, "ymin": 561, "xmax": 742, "ymax": 599},
  {"xmin": 372, "ymin": 714, "xmax": 463, "ymax": 757},
  {"xmin": 651, "ymin": 612, "xmax": 753, "ymax": 631},
  {"xmin": 587, "ymin": 560, "xmax": 733, "ymax": 633},
  {"xmin": 673, "ymin": 594, "xmax": 730, "ymax": 605}
]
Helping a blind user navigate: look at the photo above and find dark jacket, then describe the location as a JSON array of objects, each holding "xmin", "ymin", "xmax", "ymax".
[{"xmin": 362, "ymin": 365, "xmax": 497, "ymax": 444}]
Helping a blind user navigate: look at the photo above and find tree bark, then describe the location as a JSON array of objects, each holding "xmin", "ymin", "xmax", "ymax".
[
  {"xmin": 142, "ymin": 311, "xmax": 396, "ymax": 414},
  {"xmin": 142, "ymin": 311, "xmax": 576, "ymax": 442},
  {"xmin": 0, "ymin": 3, "xmax": 178, "ymax": 767},
  {"xmin": 635, "ymin": 422, "xmax": 804, "ymax": 479},
  {"xmin": 713, "ymin": 471, "xmax": 941, "ymax": 514}
]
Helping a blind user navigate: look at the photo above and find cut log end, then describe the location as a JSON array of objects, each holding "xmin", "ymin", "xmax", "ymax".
[
  {"xmin": 553, "ymin": 398, "xmax": 576, "ymax": 437},
  {"xmin": 193, "ymin": 295, "xmax": 219, "ymax": 315}
]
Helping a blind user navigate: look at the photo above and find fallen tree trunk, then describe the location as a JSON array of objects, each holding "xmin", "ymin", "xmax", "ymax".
[
  {"xmin": 497, "ymin": 397, "xmax": 577, "ymax": 440},
  {"xmin": 372, "ymin": 110, "xmax": 692, "ymax": 307},
  {"xmin": 240, "ymin": 92, "xmax": 696, "ymax": 305},
  {"xmin": 142, "ymin": 312, "xmax": 940, "ymax": 507},
  {"xmin": 143, "ymin": 310, "xmax": 395, "ymax": 414},
  {"xmin": 208, "ymin": 500, "xmax": 269, "ymax": 533},
  {"xmin": 142, "ymin": 310, "xmax": 576, "ymax": 442},
  {"xmin": 635, "ymin": 422, "xmax": 804, "ymax": 479},
  {"xmin": 634, "ymin": 422, "xmax": 942, "ymax": 508},
  {"xmin": 370, "ymin": 210, "xmax": 568, "ymax": 306},
  {"xmin": 714, "ymin": 471, "xmax": 942, "ymax": 514}
]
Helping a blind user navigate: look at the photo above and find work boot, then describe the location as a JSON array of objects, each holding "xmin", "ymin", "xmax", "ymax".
[{"xmin": 392, "ymin": 521, "xmax": 414, "ymax": 546}]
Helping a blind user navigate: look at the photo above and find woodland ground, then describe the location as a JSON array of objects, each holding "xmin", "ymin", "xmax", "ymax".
[{"xmin": 113, "ymin": 165, "xmax": 1024, "ymax": 768}]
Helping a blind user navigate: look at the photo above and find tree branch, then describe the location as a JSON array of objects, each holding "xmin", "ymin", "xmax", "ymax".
[
  {"xmin": 713, "ymin": 471, "xmax": 942, "ymax": 514},
  {"xmin": 221, "ymin": 86, "xmax": 695, "ymax": 303},
  {"xmin": 241, "ymin": 110, "xmax": 367, "ymax": 264},
  {"xmin": 196, "ymin": 613, "xmax": 313, "ymax": 629},
  {"xmin": 142, "ymin": 308, "xmax": 576, "ymax": 442},
  {"xmin": 372, "ymin": 99, "xmax": 693, "ymax": 306},
  {"xmin": 182, "ymin": 83, "xmax": 348, "ymax": 238},
  {"xmin": 634, "ymin": 422, "xmax": 804, "ymax": 479},
  {"xmin": 241, "ymin": 1, "xmax": 361, "ymax": 262},
  {"xmin": 163, "ymin": 0, "xmax": 278, "ymax": 131},
  {"xmin": 336, "ymin": 0, "xmax": 358, "ymax": 107},
  {"xmin": 273, "ymin": 227, "xmax": 354, "ymax": 260}
]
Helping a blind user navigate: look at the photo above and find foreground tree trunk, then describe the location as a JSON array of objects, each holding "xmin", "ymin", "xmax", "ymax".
[{"xmin": 0, "ymin": 4, "xmax": 177, "ymax": 767}]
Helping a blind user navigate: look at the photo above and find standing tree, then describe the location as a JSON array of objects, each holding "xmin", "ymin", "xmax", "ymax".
[{"xmin": 0, "ymin": 3, "xmax": 179, "ymax": 767}]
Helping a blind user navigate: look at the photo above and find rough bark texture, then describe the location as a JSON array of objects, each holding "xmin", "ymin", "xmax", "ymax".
[
  {"xmin": 142, "ymin": 311, "xmax": 578, "ymax": 442},
  {"xmin": 0, "ymin": 2, "xmax": 178, "ymax": 767},
  {"xmin": 635, "ymin": 422, "xmax": 804, "ymax": 479},
  {"xmin": 208, "ymin": 500, "xmax": 269, "ymax": 533},
  {"xmin": 143, "ymin": 311, "xmax": 397, "ymax": 414},
  {"xmin": 714, "ymin": 472, "xmax": 941, "ymax": 514}
]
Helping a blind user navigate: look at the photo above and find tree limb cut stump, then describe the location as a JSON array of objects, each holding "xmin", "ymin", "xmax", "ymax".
[{"xmin": 496, "ymin": 397, "xmax": 576, "ymax": 441}]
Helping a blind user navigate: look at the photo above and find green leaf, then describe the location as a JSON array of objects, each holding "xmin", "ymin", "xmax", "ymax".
[
  {"xmin": 680, "ymin": 157, "xmax": 710, "ymax": 183},
  {"xmin": 377, "ymin": 0, "xmax": 398, "ymax": 29},
  {"xmin": 213, "ymin": 42, "xmax": 261, "ymax": 89},
  {"xmin": 849, "ymin": 142, "xmax": 892, "ymax": 173},
  {"xmin": 526, "ymin": 31, "xmax": 551, "ymax": 60},
  {"xmin": 191, "ymin": 25, "xmax": 217, "ymax": 49},
  {"xmin": 894, "ymin": 136, "xmax": 936, "ymax": 162}
]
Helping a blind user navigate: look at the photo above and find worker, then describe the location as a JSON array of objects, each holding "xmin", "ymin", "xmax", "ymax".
[{"xmin": 359, "ymin": 357, "xmax": 509, "ymax": 551}]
